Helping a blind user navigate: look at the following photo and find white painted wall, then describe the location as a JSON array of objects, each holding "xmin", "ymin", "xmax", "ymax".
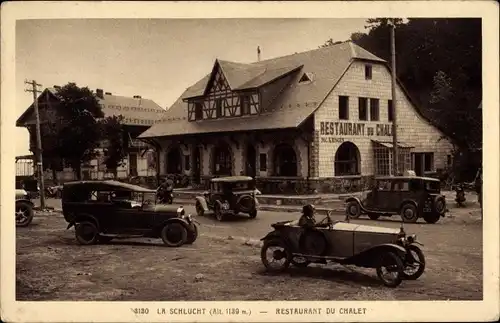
[{"xmin": 314, "ymin": 60, "xmax": 453, "ymax": 177}]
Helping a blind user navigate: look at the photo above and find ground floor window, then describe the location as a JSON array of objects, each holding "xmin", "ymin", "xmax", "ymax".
[
  {"xmin": 212, "ymin": 143, "xmax": 232, "ymax": 175},
  {"xmin": 373, "ymin": 142, "xmax": 412, "ymax": 176},
  {"xmin": 166, "ymin": 147, "xmax": 182, "ymax": 174},
  {"xmin": 334, "ymin": 141, "xmax": 360, "ymax": 176},
  {"xmin": 273, "ymin": 144, "xmax": 297, "ymax": 176}
]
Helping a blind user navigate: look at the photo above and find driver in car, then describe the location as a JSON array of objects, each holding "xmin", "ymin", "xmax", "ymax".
[{"xmin": 298, "ymin": 204, "xmax": 331, "ymax": 228}]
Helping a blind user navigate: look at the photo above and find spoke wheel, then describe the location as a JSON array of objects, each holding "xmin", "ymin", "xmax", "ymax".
[
  {"xmin": 261, "ymin": 239, "xmax": 291, "ymax": 273},
  {"xmin": 402, "ymin": 245, "xmax": 426, "ymax": 280},
  {"xmin": 161, "ymin": 222, "xmax": 188, "ymax": 247},
  {"xmin": 15, "ymin": 202, "xmax": 34, "ymax": 227},
  {"xmin": 376, "ymin": 251, "xmax": 404, "ymax": 288}
]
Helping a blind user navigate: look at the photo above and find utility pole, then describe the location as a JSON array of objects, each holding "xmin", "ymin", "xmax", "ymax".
[
  {"xmin": 25, "ymin": 80, "xmax": 46, "ymax": 209},
  {"xmin": 390, "ymin": 20, "xmax": 399, "ymax": 176}
]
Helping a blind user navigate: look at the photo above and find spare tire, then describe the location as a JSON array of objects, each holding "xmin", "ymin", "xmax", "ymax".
[
  {"xmin": 298, "ymin": 229, "xmax": 328, "ymax": 256},
  {"xmin": 433, "ymin": 195, "xmax": 446, "ymax": 215},
  {"xmin": 237, "ymin": 195, "xmax": 255, "ymax": 213}
]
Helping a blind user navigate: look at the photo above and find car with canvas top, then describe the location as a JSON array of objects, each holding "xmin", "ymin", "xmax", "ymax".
[{"xmin": 260, "ymin": 206, "xmax": 426, "ymax": 288}]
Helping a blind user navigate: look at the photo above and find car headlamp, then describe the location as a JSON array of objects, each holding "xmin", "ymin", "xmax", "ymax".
[
  {"xmin": 407, "ymin": 234, "xmax": 416, "ymax": 244},
  {"xmin": 177, "ymin": 207, "xmax": 185, "ymax": 216}
]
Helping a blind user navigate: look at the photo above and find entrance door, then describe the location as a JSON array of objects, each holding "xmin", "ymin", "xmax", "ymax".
[
  {"xmin": 192, "ymin": 147, "xmax": 201, "ymax": 184},
  {"xmin": 413, "ymin": 153, "xmax": 424, "ymax": 176},
  {"xmin": 245, "ymin": 145, "xmax": 256, "ymax": 177}
]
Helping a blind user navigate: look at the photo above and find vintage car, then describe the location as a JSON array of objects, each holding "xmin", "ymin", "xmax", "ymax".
[
  {"xmin": 260, "ymin": 211, "xmax": 425, "ymax": 288},
  {"xmin": 61, "ymin": 180, "xmax": 198, "ymax": 247},
  {"xmin": 195, "ymin": 176, "xmax": 259, "ymax": 221},
  {"xmin": 345, "ymin": 176, "xmax": 447, "ymax": 224},
  {"xmin": 16, "ymin": 188, "xmax": 35, "ymax": 227}
]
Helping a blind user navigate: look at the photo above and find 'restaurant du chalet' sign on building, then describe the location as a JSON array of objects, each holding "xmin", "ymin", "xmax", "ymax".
[{"xmin": 139, "ymin": 41, "xmax": 453, "ymax": 193}]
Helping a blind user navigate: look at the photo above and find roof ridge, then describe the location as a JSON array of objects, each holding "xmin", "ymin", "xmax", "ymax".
[{"xmin": 249, "ymin": 40, "xmax": 351, "ymax": 65}]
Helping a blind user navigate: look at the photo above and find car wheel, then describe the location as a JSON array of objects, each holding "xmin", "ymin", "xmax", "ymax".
[
  {"xmin": 368, "ymin": 213, "xmax": 380, "ymax": 220},
  {"xmin": 402, "ymin": 245, "xmax": 426, "ymax": 280},
  {"xmin": 400, "ymin": 203, "xmax": 419, "ymax": 223},
  {"xmin": 185, "ymin": 223, "xmax": 198, "ymax": 245},
  {"xmin": 214, "ymin": 203, "xmax": 224, "ymax": 222},
  {"xmin": 161, "ymin": 222, "xmax": 188, "ymax": 247},
  {"xmin": 195, "ymin": 202, "xmax": 205, "ymax": 217},
  {"xmin": 291, "ymin": 257, "xmax": 311, "ymax": 268},
  {"xmin": 75, "ymin": 221, "xmax": 99, "ymax": 245},
  {"xmin": 345, "ymin": 201, "xmax": 361, "ymax": 219},
  {"xmin": 423, "ymin": 212, "xmax": 441, "ymax": 224},
  {"xmin": 15, "ymin": 201, "xmax": 34, "ymax": 227},
  {"xmin": 261, "ymin": 239, "xmax": 291, "ymax": 273},
  {"xmin": 97, "ymin": 235, "xmax": 114, "ymax": 244},
  {"xmin": 376, "ymin": 251, "xmax": 404, "ymax": 288},
  {"xmin": 249, "ymin": 210, "xmax": 257, "ymax": 219}
]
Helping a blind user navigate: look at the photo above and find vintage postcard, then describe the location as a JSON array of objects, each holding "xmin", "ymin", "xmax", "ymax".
[{"xmin": 1, "ymin": 1, "xmax": 498, "ymax": 322}]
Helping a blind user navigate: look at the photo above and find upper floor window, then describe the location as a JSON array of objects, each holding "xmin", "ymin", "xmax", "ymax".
[
  {"xmin": 215, "ymin": 99, "xmax": 223, "ymax": 118},
  {"xmin": 365, "ymin": 64, "xmax": 372, "ymax": 80},
  {"xmin": 370, "ymin": 98, "xmax": 379, "ymax": 121},
  {"xmin": 358, "ymin": 97, "xmax": 368, "ymax": 121},
  {"xmin": 194, "ymin": 102, "xmax": 203, "ymax": 120},
  {"xmin": 388, "ymin": 99, "xmax": 394, "ymax": 122},
  {"xmin": 241, "ymin": 95, "xmax": 250, "ymax": 115},
  {"xmin": 338, "ymin": 96, "xmax": 349, "ymax": 120}
]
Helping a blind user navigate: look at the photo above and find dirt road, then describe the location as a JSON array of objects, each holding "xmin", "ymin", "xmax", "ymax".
[{"xmin": 16, "ymin": 205, "xmax": 482, "ymax": 301}]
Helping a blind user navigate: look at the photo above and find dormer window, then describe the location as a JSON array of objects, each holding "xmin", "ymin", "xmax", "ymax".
[
  {"xmin": 299, "ymin": 72, "xmax": 313, "ymax": 83},
  {"xmin": 365, "ymin": 64, "xmax": 372, "ymax": 80}
]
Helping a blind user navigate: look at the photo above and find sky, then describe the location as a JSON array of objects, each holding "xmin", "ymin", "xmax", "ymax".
[{"xmin": 15, "ymin": 18, "xmax": 368, "ymax": 156}]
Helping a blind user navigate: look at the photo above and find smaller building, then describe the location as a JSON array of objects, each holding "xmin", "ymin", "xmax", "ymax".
[{"xmin": 16, "ymin": 87, "xmax": 166, "ymax": 182}]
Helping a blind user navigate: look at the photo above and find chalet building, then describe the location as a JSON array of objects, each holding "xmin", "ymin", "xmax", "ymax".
[
  {"xmin": 139, "ymin": 41, "xmax": 454, "ymax": 193},
  {"xmin": 16, "ymin": 87, "xmax": 166, "ymax": 182}
]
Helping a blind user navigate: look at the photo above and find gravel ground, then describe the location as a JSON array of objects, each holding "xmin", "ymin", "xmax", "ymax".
[{"xmin": 16, "ymin": 205, "xmax": 483, "ymax": 301}]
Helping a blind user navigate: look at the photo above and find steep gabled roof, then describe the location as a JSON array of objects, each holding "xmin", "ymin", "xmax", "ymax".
[
  {"xmin": 139, "ymin": 41, "xmax": 385, "ymax": 139},
  {"xmin": 16, "ymin": 87, "xmax": 166, "ymax": 127}
]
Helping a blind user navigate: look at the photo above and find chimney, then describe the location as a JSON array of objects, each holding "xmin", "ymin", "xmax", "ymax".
[
  {"xmin": 96, "ymin": 88, "xmax": 104, "ymax": 99},
  {"xmin": 134, "ymin": 95, "xmax": 142, "ymax": 99},
  {"xmin": 257, "ymin": 46, "xmax": 261, "ymax": 62}
]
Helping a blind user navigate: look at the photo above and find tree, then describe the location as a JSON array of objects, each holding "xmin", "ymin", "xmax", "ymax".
[
  {"xmin": 100, "ymin": 115, "xmax": 127, "ymax": 178},
  {"xmin": 430, "ymin": 70, "xmax": 454, "ymax": 104},
  {"xmin": 52, "ymin": 83, "xmax": 104, "ymax": 180}
]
